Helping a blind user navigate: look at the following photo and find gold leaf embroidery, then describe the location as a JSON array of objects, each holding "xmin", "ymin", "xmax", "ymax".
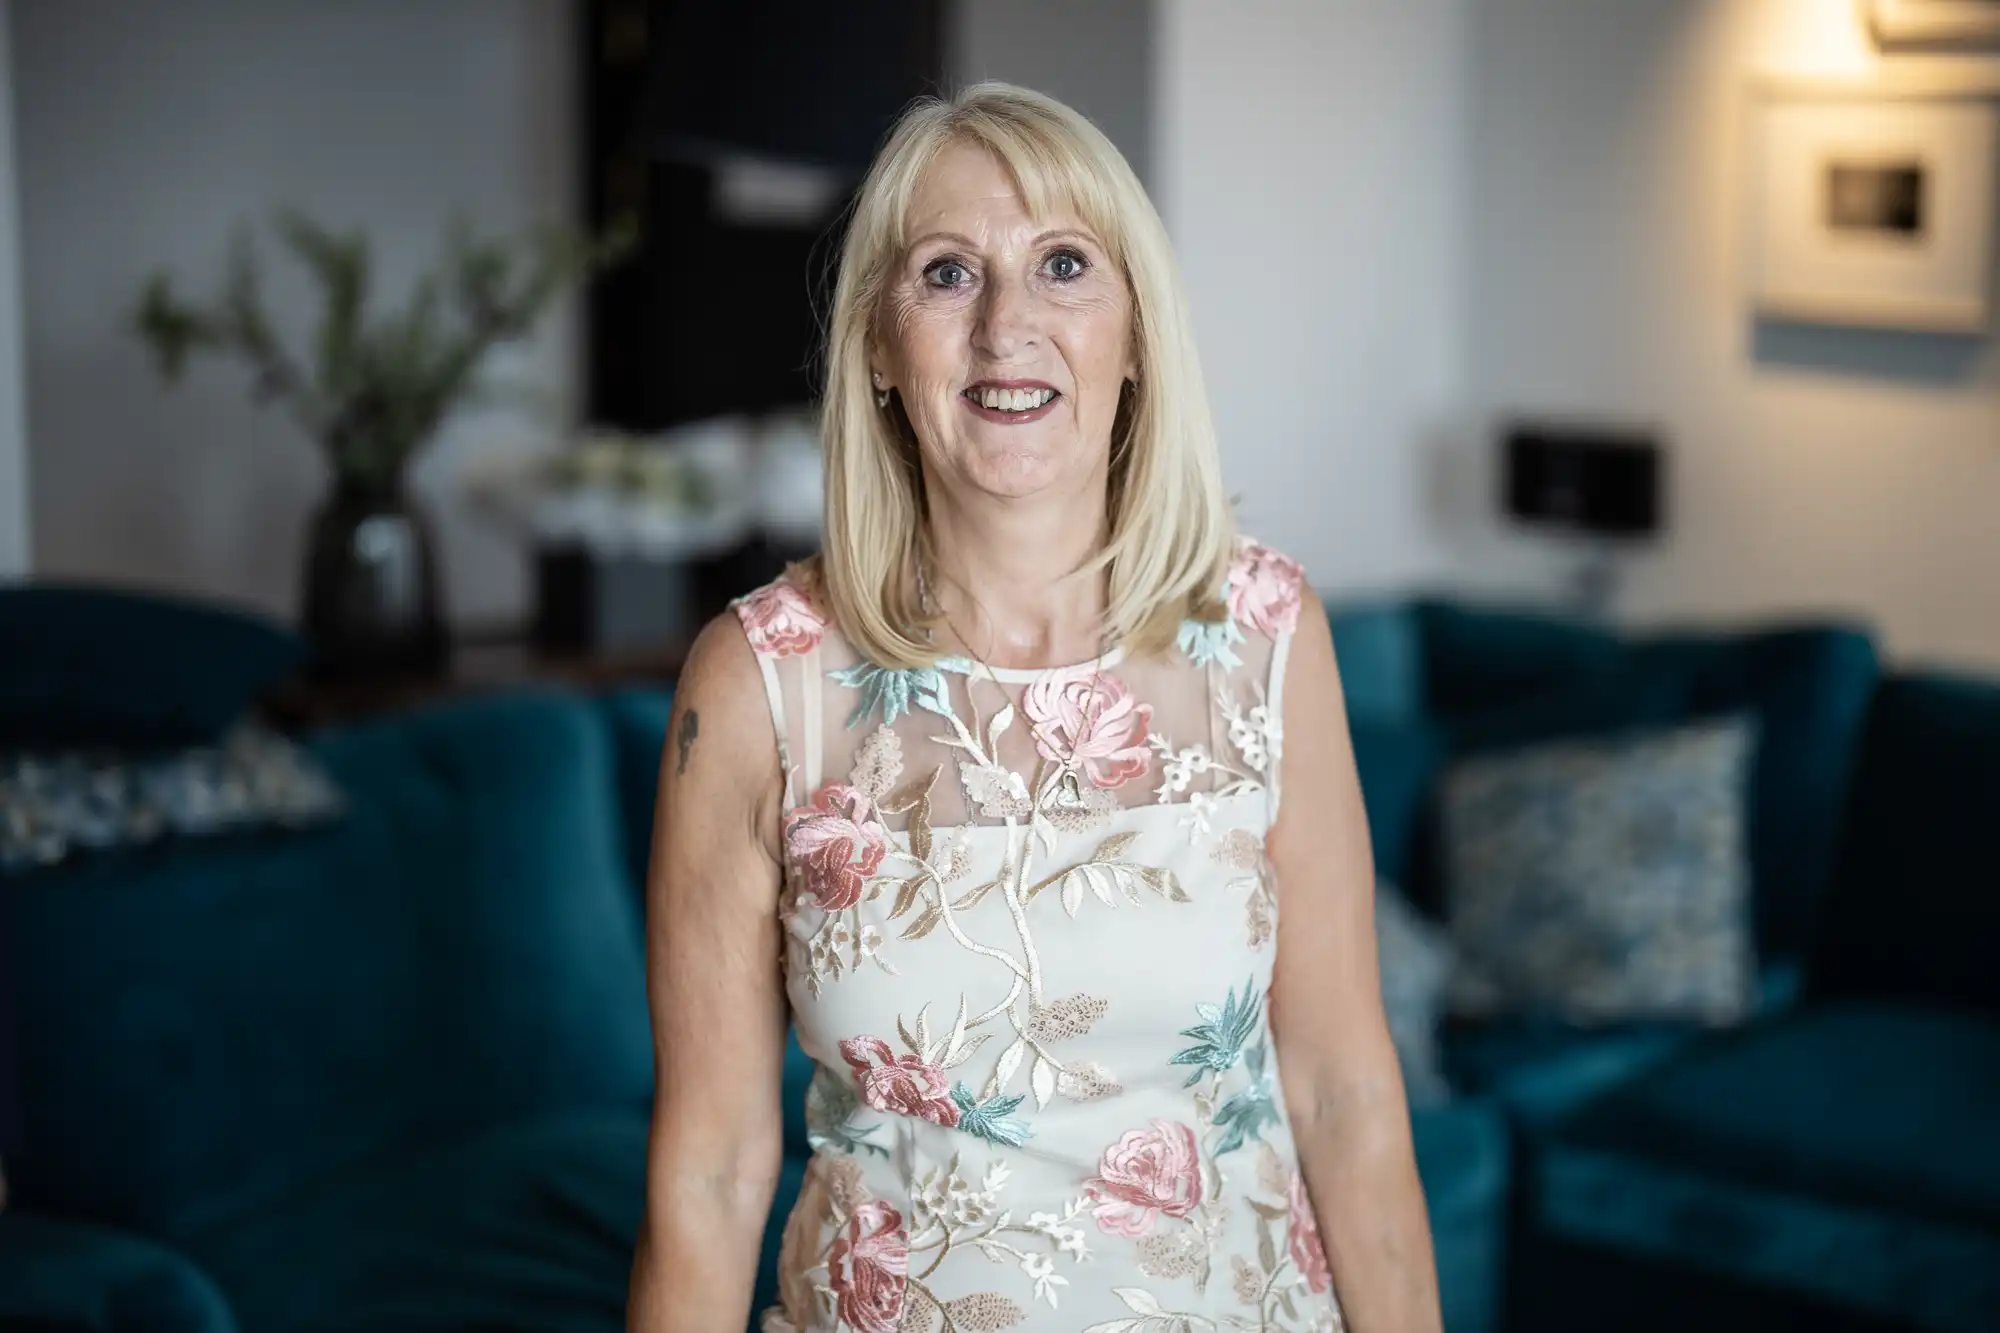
[
  {"xmin": 910, "ymin": 784, "xmax": 936, "ymax": 866},
  {"xmin": 1137, "ymin": 1228, "xmax": 1204, "ymax": 1279},
  {"xmin": 850, "ymin": 725, "xmax": 903, "ymax": 801},
  {"xmin": 901, "ymin": 901, "xmax": 944, "ymax": 940},
  {"xmin": 1026, "ymin": 993, "xmax": 1109, "ymax": 1043},
  {"xmin": 942, "ymin": 1292, "xmax": 1026, "ymax": 1330},
  {"xmin": 880, "ymin": 764, "xmax": 940, "ymax": 816},
  {"xmin": 899, "ymin": 1285, "xmax": 942, "ymax": 1333},
  {"xmin": 1024, "ymin": 832, "xmax": 1187, "ymax": 910},
  {"xmin": 1095, "ymin": 830, "xmax": 1138, "ymax": 860},
  {"xmin": 1256, "ymin": 1141, "xmax": 1291, "ymax": 1197},
  {"xmin": 1231, "ymin": 1253, "xmax": 1263, "ymax": 1305},
  {"xmin": 888, "ymin": 874, "xmax": 928, "ymax": 921},
  {"xmin": 1056, "ymin": 1060, "xmax": 1123, "ymax": 1101},
  {"xmin": 1213, "ymin": 827, "xmax": 1264, "ymax": 870},
  {"xmin": 950, "ymin": 878, "xmax": 999, "ymax": 912}
]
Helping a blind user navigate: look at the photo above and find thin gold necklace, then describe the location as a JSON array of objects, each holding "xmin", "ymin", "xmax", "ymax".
[{"xmin": 917, "ymin": 562, "xmax": 1109, "ymax": 807}]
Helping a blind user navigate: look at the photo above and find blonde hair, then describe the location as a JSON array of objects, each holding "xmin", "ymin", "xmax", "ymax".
[{"xmin": 819, "ymin": 81, "xmax": 1234, "ymax": 670}]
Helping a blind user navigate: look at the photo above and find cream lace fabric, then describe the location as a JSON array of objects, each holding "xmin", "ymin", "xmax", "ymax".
[{"xmin": 734, "ymin": 539, "xmax": 1344, "ymax": 1333}]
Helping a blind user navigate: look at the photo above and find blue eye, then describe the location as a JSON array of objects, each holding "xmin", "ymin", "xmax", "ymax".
[
  {"xmin": 925, "ymin": 259, "xmax": 971, "ymax": 289},
  {"xmin": 1044, "ymin": 249, "xmax": 1088, "ymax": 281}
]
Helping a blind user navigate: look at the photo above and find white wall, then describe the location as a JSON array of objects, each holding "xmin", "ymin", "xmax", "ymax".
[
  {"xmin": 1463, "ymin": 0, "xmax": 2000, "ymax": 670},
  {"xmin": 0, "ymin": 0, "xmax": 28, "ymax": 580},
  {"xmin": 13, "ymin": 0, "xmax": 577, "ymax": 626},
  {"xmin": 1155, "ymin": 0, "xmax": 1469, "ymax": 598},
  {"xmin": 951, "ymin": 0, "xmax": 1153, "ymax": 188}
]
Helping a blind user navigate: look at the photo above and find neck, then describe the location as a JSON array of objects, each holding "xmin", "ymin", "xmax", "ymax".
[{"xmin": 922, "ymin": 476, "xmax": 1109, "ymax": 671}]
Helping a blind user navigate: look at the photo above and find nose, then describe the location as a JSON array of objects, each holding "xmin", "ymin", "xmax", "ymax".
[{"xmin": 971, "ymin": 268, "xmax": 1039, "ymax": 361}]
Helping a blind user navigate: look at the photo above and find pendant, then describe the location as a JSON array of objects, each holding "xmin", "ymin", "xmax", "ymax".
[{"xmin": 1058, "ymin": 768, "xmax": 1085, "ymax": 807}]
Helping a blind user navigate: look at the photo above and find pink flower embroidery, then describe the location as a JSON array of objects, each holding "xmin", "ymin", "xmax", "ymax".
[
  {"xmin": 1023, "ymin": 668, "xmax": 1154, "ymax": 789},
  {"xmin": 1288, "ymin": 1168, "xmax": 1333, "ymax": 1294},
  {"xmin": 1227, "ymin": 539, "xmax": 1305, "ymax": 637},
  {"xmin": 1083, "ymin": 1118, "xmax": 1204, "ymax": 1236},
  {"xmin": 734, "ymin": 580, "xmax": 827, "ymax": 658},
  {"xmin": 783, "ymin": 783, "xmax": 891, "ymax": 912},
  {"xmin": 826, "ymin": 1199, "xmax": 908, "ymax": 1332},
  {"xmin": 839, "ymin": 1036, "xmax": 961, "ymax": 1127}
]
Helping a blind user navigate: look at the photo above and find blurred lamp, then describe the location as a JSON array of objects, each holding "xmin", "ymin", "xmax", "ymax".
[{"xmin": 1502, "ymin": 419, "xmax": 1665, "ymax": 617}]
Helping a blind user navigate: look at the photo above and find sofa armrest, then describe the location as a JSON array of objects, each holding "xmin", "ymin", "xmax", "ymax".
[{"xmin": 0, "ymin": 1212, "xmax": 236, "ymax": 1333}]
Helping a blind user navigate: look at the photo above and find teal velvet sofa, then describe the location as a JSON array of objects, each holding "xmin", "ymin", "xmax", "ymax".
[
  {"xmin": 0, "ymin": 689, "xmax": 753, "ymax": 1333},
  {"xmin": 1326, "ymin": 596, "xmax": 1880, "ymax": 1120},
  {"xmin": 1516, "ymin": 671, "xmax": 2000, "ymax": 1333},
  {"xmin": 0, "ymin": 587, "xmax": 1895, "ymax": 1333}
]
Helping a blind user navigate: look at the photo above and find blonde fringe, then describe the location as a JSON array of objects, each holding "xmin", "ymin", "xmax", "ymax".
[{"xmin": 820, "ymin": 82, "xmax": 1235, "ymax": 670}]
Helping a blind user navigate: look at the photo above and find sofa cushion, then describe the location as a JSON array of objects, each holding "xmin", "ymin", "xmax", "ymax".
[
  {"xmin": 1414, "ymin": 622, "xmax": 1876, "ymax": 969},
  {"xmin": 9, "ymin": 690, "xmax": 653, "ymax": 1239},
  {"xmin": 1411, "ymin": 1099, "xmax": 1511, "ymax": 1333},
  {"xmin": 185, "ymin": 1108, "xmax": 799, "ymax": 1333},
  {"xmin": 0, "ymin": 586, "xmax": 304, "ymax": 750},
  {"xmin": 1809, "ymin": 672, "xmax": 2000, "ymax": 1016},
  {"xmin": 1440, "ymin": 714, "xmax": 1759, "ymax": 1025},
  {"xmin": 1534, "ymin": 1002, "xmax": 2000, "ymax": 1330},
  {"xmin": 0, "ymin": 1211, "xmax": 238, "ymax": 1333},
  {"xmin": 1347, "ymin": 719, "xmax": 1441, "ymax": 887},
  {"xmin": 1326, "ymin": 600, "xmax": 1424, "ymax": 724},
  {"xmin": 1, "ymin": 721, "xmax": 347, "ymax": 876},
  {"xmin": 598, "ymin": 688, "xmax": 676, "ymax": 901},
  {"xmin": 1413, "ymin": 598, "xmax": 1625, "ymax": 715}
]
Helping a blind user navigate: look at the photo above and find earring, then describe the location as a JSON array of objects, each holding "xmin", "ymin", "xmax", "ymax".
[{"xmin": 872, "ymin": 373, "xmax": 890, "ymax": 409}]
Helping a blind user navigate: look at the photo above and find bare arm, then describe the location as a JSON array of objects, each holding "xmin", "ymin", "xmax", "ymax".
[
  {"xmin": 1267, "ymin": 595, "xmax": 1443, "ymax": 1333},
  {"xmin": 627, "ymin": 613, "xmax": 790, "ymax": 1332}
]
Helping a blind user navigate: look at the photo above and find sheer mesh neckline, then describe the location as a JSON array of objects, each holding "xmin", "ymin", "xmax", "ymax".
[{"xmin": 967, "ymin": 643, "xmax": 1129, "ymax": 683}]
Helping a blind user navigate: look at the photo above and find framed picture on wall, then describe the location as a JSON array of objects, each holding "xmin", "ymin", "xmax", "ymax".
[{"xmin": 1747, "ymin": 77, "xmax": 1998, "ymax": 334}]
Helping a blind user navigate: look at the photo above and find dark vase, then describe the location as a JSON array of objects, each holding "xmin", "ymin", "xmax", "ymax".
[{"xmin": 300, "ymin": 476, "xmax": 450, "ymax": 681}]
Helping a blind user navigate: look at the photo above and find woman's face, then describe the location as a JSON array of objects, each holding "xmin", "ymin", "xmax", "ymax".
[{"xmin": 874, "ymin": 142, "xmax": 1137, "ymax": 504}]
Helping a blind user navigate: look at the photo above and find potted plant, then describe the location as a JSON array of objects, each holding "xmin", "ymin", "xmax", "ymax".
[{"xmin": 134, "ymin": 209, "xmax": 633, "ymax": 680}]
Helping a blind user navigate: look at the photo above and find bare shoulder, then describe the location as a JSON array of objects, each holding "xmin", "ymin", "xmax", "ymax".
[
  {"xmin": 677, "ymin": 561, "xmax": 828, "ymax": 738},
  {"xmin": 676, "ymin": 608, "xmax": 768, "ymax": 735},
  {"xmin": 660, "ymin": 608, "xmax": 784, "ymax": 839}
]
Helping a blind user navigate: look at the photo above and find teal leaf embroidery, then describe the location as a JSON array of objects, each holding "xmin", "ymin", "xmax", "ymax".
[
  {"xmin": 1178, "ymin": 616, "xmax": 1246, "ymax": 670},
  {"xmin": 1211, "ymin": 1036, "xmax": 1279, "ymax": 1155},
  {"xmin": 828, "ymin": 662, "xmax": 959, "ymax": 728},
  {"xmin": 804, "ymin": 1067, "xmax": 889, "ymax": 1158},
  {"xmin": 1167, "ymin": 977, "xmax": 1263, "ymax": 1087},
  {"xmin": 949, "ymin": 1082, "xmax": 1035, "ymax": 1147}
]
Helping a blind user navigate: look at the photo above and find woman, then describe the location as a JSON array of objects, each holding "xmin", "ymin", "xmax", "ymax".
[{"xmin": 628, "ymin": 83, "xmax": 1441, "ymax": 1333}]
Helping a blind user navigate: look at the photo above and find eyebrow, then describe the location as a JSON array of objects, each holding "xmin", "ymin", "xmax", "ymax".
[{"xmin": 904, "ymin": 226, "xmax": 1106, "ymax": 255}]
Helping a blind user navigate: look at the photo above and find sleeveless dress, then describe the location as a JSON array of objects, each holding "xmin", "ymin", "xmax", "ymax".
[{"xmin": 732, "ymin": 537, "xmax": 1346, "ymax": 1333}]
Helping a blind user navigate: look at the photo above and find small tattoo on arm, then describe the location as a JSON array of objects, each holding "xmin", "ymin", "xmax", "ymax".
[{"xmin": 677, "ymin": 708, "xmax": 699, "ymax": 776}]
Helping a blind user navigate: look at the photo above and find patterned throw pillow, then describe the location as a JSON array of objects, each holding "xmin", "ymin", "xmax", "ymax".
[
  {"xmin": 1440, "ymin": 713, "xmax": 1758, "ymax": 1025},
  {"xmin": 0, "ymin": 721, "xmax": 346, "ymax": 874},
  {"xmin": 1375, "ymin": 881, "xmax": 1454, "ymax": 1107}
]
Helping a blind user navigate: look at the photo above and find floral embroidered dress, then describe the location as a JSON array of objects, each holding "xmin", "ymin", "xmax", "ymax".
[{"xmin": 734, "ymin": 538, "xmax": 1344, "ymax": 1333}]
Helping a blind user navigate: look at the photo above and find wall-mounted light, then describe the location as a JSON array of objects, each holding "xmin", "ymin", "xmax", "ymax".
[
  {"xmin": 1500, "ymin": 419, "xmax": 1666, "ymax": 620},
  {"xmin": 1867, "ymin": 0, "xmax": 2000, "ymax": 53}
]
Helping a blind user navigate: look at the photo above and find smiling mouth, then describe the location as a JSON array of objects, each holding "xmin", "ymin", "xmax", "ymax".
[{"xmin": 962, "ymin": 383, "xmax": 1060, "ymax": 421}]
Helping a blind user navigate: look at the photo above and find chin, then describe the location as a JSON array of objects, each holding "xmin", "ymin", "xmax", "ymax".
[{"xmin": 958, "ymin": 439, "xmax": 1079, "ymax": 499}]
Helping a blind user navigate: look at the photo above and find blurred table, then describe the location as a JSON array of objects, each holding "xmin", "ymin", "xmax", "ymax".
[{"xmin": 259, "ymin": 623, "xmax": 689, "ymax": 733}]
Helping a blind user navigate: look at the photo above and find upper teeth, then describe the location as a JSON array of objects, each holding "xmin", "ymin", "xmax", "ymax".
[{"xmin": 975, "ymin": 386, "xmax": 1055, "ymax": 411}]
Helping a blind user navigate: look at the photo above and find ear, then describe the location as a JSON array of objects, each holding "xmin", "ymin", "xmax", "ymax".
[{"xmin": 866, "ymin": 349, "xmax": 894, "ymax": 389}]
